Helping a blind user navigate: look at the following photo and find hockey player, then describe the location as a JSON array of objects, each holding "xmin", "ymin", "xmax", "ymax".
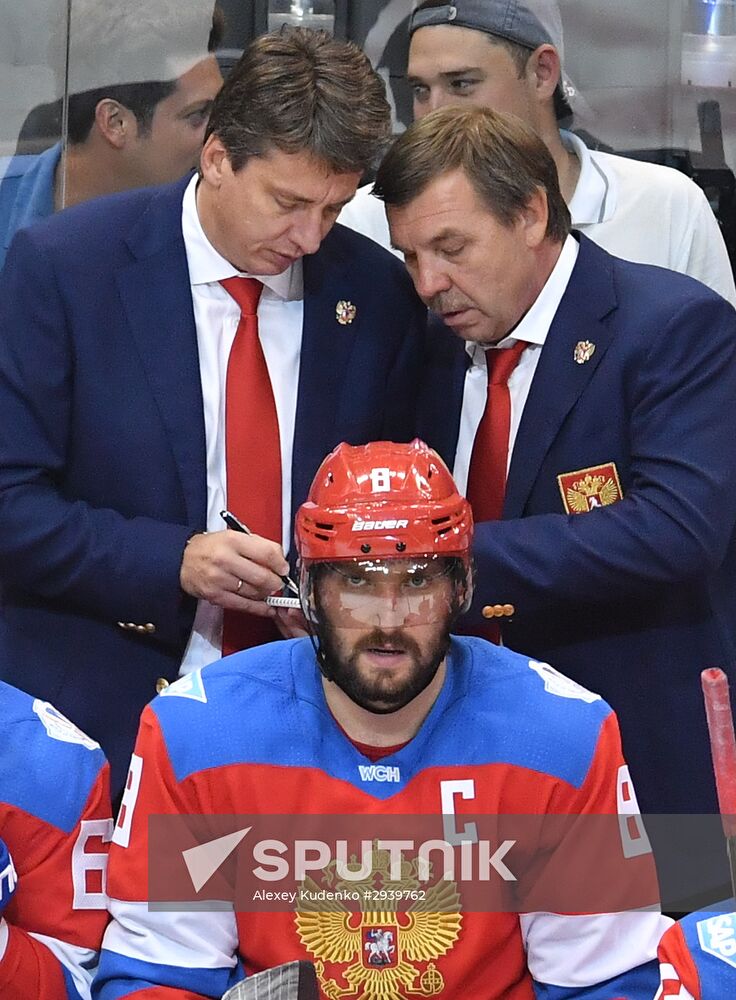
[
  {"xmin": 94, "ymin": 439, "xmax": 671, "ymax": 999},
  {"xmin": 655, "ymin": 903, "xmax": 736, "ymax": 998},
  {"xmin": 0, "ymin": 679, "xmax": 112, "ymax": 998}
]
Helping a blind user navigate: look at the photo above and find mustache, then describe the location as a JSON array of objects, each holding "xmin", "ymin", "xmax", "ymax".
[
  {"xmin": 352, "ymin": 628, "xmax": 420, "ymax": 657},
  {"xmin": 428, "ymin": 293, "xmax": 474, "ymax": 314}
]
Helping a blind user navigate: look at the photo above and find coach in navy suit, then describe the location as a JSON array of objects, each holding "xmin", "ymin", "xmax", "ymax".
[
  {"xmin": 0, "ymin": 30, "xmax": 425, "ymax": 794},
  {"xmin": 375, "ymin": 107, "xmax": 736, "ymax": 900}
]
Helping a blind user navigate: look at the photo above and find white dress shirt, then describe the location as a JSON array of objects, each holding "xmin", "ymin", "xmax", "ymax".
[
  {"xmin": 179, "ymin": 174, "xmax": 304, "ymax": 674},
  {"xmin": 453, "ymin": 235, "xmax": 579, "ymax": 495}
]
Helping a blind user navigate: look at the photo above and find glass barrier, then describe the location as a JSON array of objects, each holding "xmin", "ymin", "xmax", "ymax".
[
  {"xmin": 0, "ymin": 0, "xmax": 222, "ymax": 247},
  {"xmin": 268, "ymin": 1, "xmax": 336, "ymax": 34},
  {"xmin": 0, "ymin": 0, "xmax": 733, "ymax": 271}
]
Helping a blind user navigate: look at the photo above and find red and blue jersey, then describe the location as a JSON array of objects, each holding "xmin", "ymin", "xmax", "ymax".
[
  {"xmin": 656, "ymin": 901, "xmax": 736, "ymax": 999},
  {"xmin": 0, "ymin": 680, "xmax": 113, "ymax": 999},
  {"xmin": 95, "ymin": 636, "xmax": 671, "ymax": 1000}
]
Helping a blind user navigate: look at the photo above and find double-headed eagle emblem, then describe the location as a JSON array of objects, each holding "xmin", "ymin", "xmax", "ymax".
[
  {"xmin": 335, "ymin": 301, "xmax": 357, "ymax": 325},
  {"xmin": 295, "ymin": 851, "xmax": 462, "ymax": 1000},
  {"xmin": 557, "ymin": 463, "xmax": 623, "ymax": 514}
]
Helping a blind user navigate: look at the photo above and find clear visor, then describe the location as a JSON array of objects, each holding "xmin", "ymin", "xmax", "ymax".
[{"xmin": 310, "ymin": 557, "xmax": 460, "ymax": 630}]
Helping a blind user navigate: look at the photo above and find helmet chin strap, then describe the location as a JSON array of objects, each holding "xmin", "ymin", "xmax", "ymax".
[
  {"xmin": 308, "ymin": 627, "xmax": 334, "ymax": 681},
  {"xmin": 299, "ymin": 586, "xmax": 335, "ymax": 681}
]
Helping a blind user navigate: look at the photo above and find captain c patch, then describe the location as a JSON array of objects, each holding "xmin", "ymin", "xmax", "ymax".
[{"xmin": 558, "ymin": 463, "xmax": 623, "ymax": 514}]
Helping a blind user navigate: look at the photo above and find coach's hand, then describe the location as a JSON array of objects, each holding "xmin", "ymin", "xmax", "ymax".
[{"xmin": 179, "ymin": 530, "xmax": 289, "ymax": 618}]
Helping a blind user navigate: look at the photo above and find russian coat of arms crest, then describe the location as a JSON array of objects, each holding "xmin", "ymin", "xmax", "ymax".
[
  {"xmin": 557, "ymin": 463, "xmax": 623, "ymax": 514},
  {"xmin": 295, "ymin": 846, "xmax": 462, "ymax": 1000}
]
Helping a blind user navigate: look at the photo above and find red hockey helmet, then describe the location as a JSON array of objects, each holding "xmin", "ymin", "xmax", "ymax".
[
  {"xmin": 296, "ymin": 440, "xmax": 473, "ymax": 623},
  {"xmin": 296, "ymin": 439, "xmax": 473, "ymax": 563}
]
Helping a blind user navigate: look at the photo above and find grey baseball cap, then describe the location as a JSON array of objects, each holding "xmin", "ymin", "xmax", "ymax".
[
  {"xmin": 408, "ymin": 1, "xmax": 584, "ymax": 117},
  {"xmin": 410, "ymin": 1, "xmax": 562, "ymax": 53}
]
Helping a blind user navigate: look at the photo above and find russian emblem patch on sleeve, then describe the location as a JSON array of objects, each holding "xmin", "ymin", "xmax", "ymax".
[{"xmin": 557, "ymin": 463, "xmax": 623, "ymax": 514}]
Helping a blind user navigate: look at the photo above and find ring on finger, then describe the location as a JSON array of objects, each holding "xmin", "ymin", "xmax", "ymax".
[{"xmin": 235, "ymin": 579, "xmax": 244, "ymax": 594}]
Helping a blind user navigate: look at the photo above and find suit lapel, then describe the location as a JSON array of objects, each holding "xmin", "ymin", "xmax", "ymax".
[
  {"xmin": 115, "ymin": 177, "xmax": 207, "ymax": 528},
  {"xmin": 291, "ymin": 230, "xmax": 355, "ymax": 528},
  {"xmin": 416, "ymin": 314, "xmax": 469, "ymax": 469},
  {"xmin": 504, "ymin": 236, "xmax": 618, "ymax": 518}
]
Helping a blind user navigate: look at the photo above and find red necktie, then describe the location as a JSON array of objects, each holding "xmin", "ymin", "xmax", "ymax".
[
  {"xmin": 465, "ymin": 340, "xmax": 527, "ymax": 642},
  {"xmin": 220, "ymin": 277, "xmax": 281, "ymax": 655},
  {"xmin": 466, "ymin": 340, "xmax": 527, "ymax": 522}
]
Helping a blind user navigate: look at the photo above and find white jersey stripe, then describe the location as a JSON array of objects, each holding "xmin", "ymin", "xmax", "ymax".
[
  {"xmin": 0, "ymin": 919, "xmax": 8, "ymax": 962},
  {"xmin": 520, "ymin": 910, "xmax": 673, "ymax": 987},
  {"xmin": 102, "ymin": 897, "xmax": 239, "ymax": 971},
  {"xmin": 27, "ymin": 932, "xmax": 97, "ymax": 999}
]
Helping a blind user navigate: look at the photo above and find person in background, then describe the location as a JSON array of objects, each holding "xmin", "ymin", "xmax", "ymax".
[
  {"xmin": 0, "ymin": 28, "xmax": 425, "ymax": 795},
  {"xmin": 0, "ymin": 0, "xmax": 224, "ymax": 270},
  {"xmin": 656, "ymin": 902, "xmax": 736, "ymax": 998},
  {"xmin": 0, "ymin": 679, "xmax": 112, "ymax": 999},
  {"xmin": 341, "ymin": 0, "xmax": 736, "ymax": 304}
]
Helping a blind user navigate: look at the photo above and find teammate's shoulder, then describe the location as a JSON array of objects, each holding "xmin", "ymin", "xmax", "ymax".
[
  {"xmin": 0, "ymin": 680, "xmax": 106, "ymax": 831},
  {"xmin": 676, "ymin": 899, "xmax": 736, "ymax": 938},
  {"xmin": 0, "ymin": 679, "xmax": 103, "ymax": 755},
  {"xmin": 668, "ymin": 900, "xmax": 736, "ymax": 986}
]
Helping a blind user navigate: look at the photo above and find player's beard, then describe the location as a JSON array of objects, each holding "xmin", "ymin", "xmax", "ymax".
[{"xmin": 318, "ymin": 625, "xmax": 451, "ymax": 715}]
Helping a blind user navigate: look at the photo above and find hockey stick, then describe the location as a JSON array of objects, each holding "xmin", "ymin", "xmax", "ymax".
[
  {"xmin": 701, "ymin": 667, "xmax": 736, "ymax": 897},
  {"xmin": 222, "ymin": 961, "xmax": 319, "ymax": 1000}
]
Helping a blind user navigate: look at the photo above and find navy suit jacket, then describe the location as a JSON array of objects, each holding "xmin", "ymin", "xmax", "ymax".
[
  {"xmin": 419, "ymin": 234, "xmax": 736, "ymax": 823},
  {"xmin": 0, "ymin": 176, "xmax": 425, "ymax": 791}
]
